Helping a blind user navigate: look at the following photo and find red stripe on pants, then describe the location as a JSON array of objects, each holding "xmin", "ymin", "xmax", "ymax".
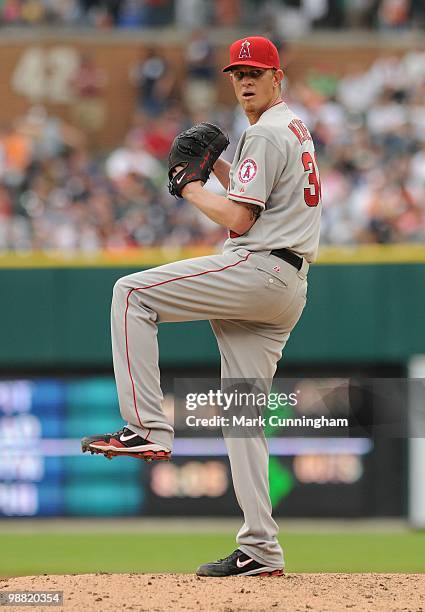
[{"xmin": 124, "ymin": 252, "xmax": 252, "ymax": 432}]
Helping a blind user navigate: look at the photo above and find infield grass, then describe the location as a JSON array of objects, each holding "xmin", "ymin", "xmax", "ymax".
[{"xmin": 1, "ymin": 532, "xmax": 425, "ymax": 576}]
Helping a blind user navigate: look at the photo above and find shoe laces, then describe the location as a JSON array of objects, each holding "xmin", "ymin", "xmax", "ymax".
[
  {"xmin": 217, "ymin": 549, "xmax": 241, "ymax": 563},
  {"xmin": 107, "ymin": 427, "xmax": 128, "ymax": 437}
]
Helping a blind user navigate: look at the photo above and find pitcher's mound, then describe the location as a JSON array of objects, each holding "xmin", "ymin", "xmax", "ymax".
[{"xmin": 1, "ymin": 572, "xmax": 423, "ymax": 611}]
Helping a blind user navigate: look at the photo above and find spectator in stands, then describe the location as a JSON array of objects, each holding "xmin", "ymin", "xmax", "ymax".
[
  {"xmin": 130, "ymin": 48, "xmax": 175, "ymax": 116},
  {"xmin": 366, "ymin": 88, "xmax": 409, "ymax": 151},
  {"xmin": 140, "ymin": 0, "xmax": 173, "ymax": 27},
  {"xmin": 117, "ymin": 0, "xmax": 173, "ymax": 27},
  {"xmin": 17, "ymin": 105, "xmax": 85, "ymax": 158},
  {"xmin": 378, "ymin": 0, "xmax": 411, "ymax": 30},
  {"xmin": 336, "ymin": 62, "xmax": 381, "ymax": 113},
  {"xmin": 20, "ymin": 0, "xmax": 44, "ymax": 24},
  {"xmin": 214, "ymin": 0, "xmax": 240, "ymax": 26},
  {"xmin": 86, "ymin": 0, "xmax": 121, "ymax": 26},
  {"xmin": 410, "ymin": 0, "xmax": 425, "ymax": 27},
  {"xmin": 70, "ymin": 52, "xmax": 107, "ymax": 146},
  {"xmin": 183, "ymin": 29, "xmax": 216, "ymax": 114},
  {"xmin": 174, "ymin": 0, "xmax": 208, "ymax": 29},
  {"xmin": 0, "ymin": 123, "xmax": 32, "ymax": 187},
  {"xmin": 1, "ymin": 0, "xmax": 21, "ymax": 24},
  {"xmin": 143, "ymin": 118, "xmax": 178, "ymax": 160},
  {"xmin": 410, "ymin": 143, "xmax": 425, "ymax": 188},
  {"xmin": 116, "ymin": 0, "xmax": 142, "ymax": 26},
  {"xmin": 344, "ymin": 0, "xmax": 380, "ymax": 29},
  {"xmin": 105, "ymin": 130, "xmax": 163, "ymax": 183}
]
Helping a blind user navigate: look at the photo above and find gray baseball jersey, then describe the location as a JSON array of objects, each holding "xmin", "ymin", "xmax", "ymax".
[{"xmin": 224, "ymin": 100, "xmax": 321, "ymax": 263}]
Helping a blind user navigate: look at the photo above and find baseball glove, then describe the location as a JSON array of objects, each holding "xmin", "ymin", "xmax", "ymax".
[{"xmin": 168, "ymin": 123, "xmax": 229, "ymax": 198}]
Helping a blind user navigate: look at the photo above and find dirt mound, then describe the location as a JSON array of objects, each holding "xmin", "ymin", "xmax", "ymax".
[{"xmin": 0, "ymin": 573, "xmax": 423, "ymax": 611}]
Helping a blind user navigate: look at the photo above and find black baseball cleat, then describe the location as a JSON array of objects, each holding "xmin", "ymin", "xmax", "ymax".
[
  {"xmin": 196, "ymin": 549, "xmax": 284, "ymax": 577},
  {"xmin": 81, "ymin": 427, "xmax": 171, "ymax": 462}
]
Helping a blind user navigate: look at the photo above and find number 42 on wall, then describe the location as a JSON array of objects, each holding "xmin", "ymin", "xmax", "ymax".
[{"xmin": 12, "ymin": 46, "xmax": 79, "ymax": 104}]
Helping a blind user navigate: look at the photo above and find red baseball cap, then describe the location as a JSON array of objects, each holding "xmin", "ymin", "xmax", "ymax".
[{"xmin": 222, "ymin": 36, "xmax": 281, "ymax": 72}]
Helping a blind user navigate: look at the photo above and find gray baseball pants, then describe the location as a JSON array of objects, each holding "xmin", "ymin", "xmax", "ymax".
[{"xmin": 111, "ymin": 248, "xmax": 308, "ymax": 568}]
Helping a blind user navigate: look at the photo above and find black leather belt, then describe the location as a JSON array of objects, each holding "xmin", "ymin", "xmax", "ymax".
[{"xmin": 270, "ymin": 248, "xmax": 303, "ymax": 271}]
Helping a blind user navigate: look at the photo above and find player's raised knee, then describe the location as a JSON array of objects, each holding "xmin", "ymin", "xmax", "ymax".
[{"xmin": 112, "ymin": 274, "xmax": 135, "ymax": 302}]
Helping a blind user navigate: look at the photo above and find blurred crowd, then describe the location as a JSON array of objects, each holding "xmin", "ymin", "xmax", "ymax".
[
  {"xmin": 294, "ymin": 49, "xmax": 425, "ymax": 245},
  {"xmin": 0, "ymin": 43, "xmax": 424, "ymax": 253},
  {"xmin": 0, "ymin": 0, "xmax": 424, "ymax": 30}
]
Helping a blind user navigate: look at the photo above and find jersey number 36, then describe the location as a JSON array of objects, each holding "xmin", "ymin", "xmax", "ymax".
[{"xmin": 302, "ymin": 152, "xmax": 321, "ymax": 207}]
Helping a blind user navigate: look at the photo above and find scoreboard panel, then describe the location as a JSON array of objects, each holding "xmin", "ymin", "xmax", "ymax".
[{"xmin": 0, "ymin": 376, "xmax": 403, "ymax": 518}]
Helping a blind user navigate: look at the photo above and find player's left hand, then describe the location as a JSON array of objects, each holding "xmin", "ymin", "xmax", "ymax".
[
  {"xmin": 172, "ymin": 166, "xmax": 202, "ymax": 197},
  {"xmin": 168, "ymin": 123, "xmax": 229, "ymax": 198}
]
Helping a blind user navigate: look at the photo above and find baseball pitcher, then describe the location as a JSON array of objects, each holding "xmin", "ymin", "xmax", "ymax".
[{"xmin": 82, "ymin": 36, "xmax": 321, "ymax": 577}]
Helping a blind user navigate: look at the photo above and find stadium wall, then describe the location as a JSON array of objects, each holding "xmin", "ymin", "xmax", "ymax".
[
  {"xmin": 0, "ymin": 36, "xmax": 414, "ymax": 149},
  {"xmin": 1, "ymin": 259, "xmax": 423, "ymax": 368}
]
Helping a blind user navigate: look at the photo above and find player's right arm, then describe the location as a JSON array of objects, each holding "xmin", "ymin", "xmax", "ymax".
[
  {"xmin": 181, "ymin": 182, "xmax": 258, "ymax": 235},
  {"xmin": 213, "ymin": 158, "xmax": 231, "ymax": 190}
]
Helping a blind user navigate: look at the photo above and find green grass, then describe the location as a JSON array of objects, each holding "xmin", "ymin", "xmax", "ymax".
[{"xmin": 1, "ymin": 532, "xmax": 425, "ymax": 576}]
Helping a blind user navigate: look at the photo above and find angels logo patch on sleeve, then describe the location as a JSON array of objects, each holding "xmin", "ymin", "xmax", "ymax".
[{"xmin": 238, "ymin": 158, "xmax": 258, "ymax": 183}]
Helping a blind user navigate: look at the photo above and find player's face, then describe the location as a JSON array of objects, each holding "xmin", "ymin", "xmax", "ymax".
[{"xmin": 230, "ymin": 66, "xmax": 284, "ymax": 122}]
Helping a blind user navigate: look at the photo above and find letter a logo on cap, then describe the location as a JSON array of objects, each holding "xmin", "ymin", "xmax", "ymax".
[{"xmin": 239, "ymin": 39, "xmax": 251, "ymax": 60}]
